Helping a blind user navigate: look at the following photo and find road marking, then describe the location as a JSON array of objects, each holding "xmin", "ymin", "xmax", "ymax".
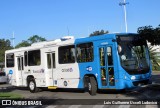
[
  {"xmin": 68, "ymin": 105, "xmax": 81, "ymax": 108},
  {"xmin": 92, "ymin": 105, "xmax": 105, "ymax": 108},
  {"xmin": 46, "ymin": 105, "xmax": 57, "ymax": 108},
  {"xmin": 118, "ymin": 105, "xmax": 130, "ymax": 108},
  {"xmin": 146, "ymin": 105, "xmax": 158, "ymax": 108}
]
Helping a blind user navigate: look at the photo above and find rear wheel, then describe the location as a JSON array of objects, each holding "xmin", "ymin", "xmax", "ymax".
[
  {"xmin": 28, "ymin": 78, "xmax": 39, "ymax": 93},
  {"xmin": 88, "ymin": 77, "xmax": 97, "ymax": 96}
]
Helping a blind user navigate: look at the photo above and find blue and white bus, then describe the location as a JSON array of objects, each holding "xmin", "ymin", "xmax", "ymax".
[{"xmin": 5, "ymin": 33, "xmax": 152, "ymax": 95}]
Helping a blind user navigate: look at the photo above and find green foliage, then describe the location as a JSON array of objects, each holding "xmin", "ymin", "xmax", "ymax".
[
  {"xmin": 0, "ymin": 92, "xmax": 22, "ymax": 99},
  {"xmin": 148, "ymin": 45, "xmax": 160, "ymax": 71},
  {"xmin": 137, "ymin": 24, "xmax": 160, "ymax": 71},
  {"xmin": 138, "ymin": 25, "xmax": 160, "ymax": 45},
  {"xmin": 90, "ymin": 30, "xmax": 109, "ymax": 37},
  {"xmin": 15, "ymin": 40, "xmax": 30, "ymax": 48},
  {"xmin": 15, "ymin": 35, "xmax": 46, "ymax": 48},
  {"xmin": 0, "ymin": 39, "xmax": 13, "ymax": 63},
  {"xmin": 28, "ymin": 35, "xmax": 46, "ymax": 44}
]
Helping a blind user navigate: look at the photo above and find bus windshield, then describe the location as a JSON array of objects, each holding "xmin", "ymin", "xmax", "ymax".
[{"xmin": 117, "ymin": 35, "xmax": 150, "ymax": 74}]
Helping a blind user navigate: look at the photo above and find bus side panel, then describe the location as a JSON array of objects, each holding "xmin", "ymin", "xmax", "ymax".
[
  {"xmin": 77, "ymin": 62, "xmax": 98, "ymax": 88},
  {"xmin": 22, "ymin": 49, "xmax": 46, "ymax": 87},
  {"xmin": 76, "ymin": 41, "xmax": 101, "ymax": 89},
  {"xmin": 6, "ymin": 68, "xmax": 17, "ymax": 86},
  {"xmin": 56, "ymin": 63, "xmax": 81, "ymax": 88},
  {"xmin": 76, "ymin": 37, "xmax": 120, "ymax": 90},
  {"xmin": 24, "ymin": 66, "xmax": 46, "ymax": 87},
  {"xmin": 5, "ymin": 52, "xmax": 18, "ymax": 86}
]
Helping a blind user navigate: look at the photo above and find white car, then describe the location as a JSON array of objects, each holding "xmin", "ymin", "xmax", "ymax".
[{"xmin": 0, "ymin": 72, "xmax": 7, "ymax": 83}]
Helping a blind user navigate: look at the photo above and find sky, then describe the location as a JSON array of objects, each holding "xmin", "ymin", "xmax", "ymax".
[{"xmin": 0, "ymin": 0, "xmax": 160, "ymax": 46}]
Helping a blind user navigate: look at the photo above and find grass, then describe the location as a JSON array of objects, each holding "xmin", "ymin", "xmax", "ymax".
[
  {"xmin": 0, "ymin": 92, "xmax": 23, "ymax": 99},
  {"xmin": 152, "ymin": 66, "xmax": 160, "ymax": 71}
]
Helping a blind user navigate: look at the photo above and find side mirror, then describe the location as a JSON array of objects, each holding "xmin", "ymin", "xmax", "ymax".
[{"xmin": 118, "ymin": 45, "xmax": 122, "ymax": 54}]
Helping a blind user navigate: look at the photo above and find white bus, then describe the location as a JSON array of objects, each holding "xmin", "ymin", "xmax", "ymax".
[{"xmin": 5, "ymin": 36, "xmax": 79, "ymax": 92}]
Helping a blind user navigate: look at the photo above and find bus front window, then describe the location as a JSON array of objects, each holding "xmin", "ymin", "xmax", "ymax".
[{"xmin": 117, "ymin": 35, "xmax": 150, "ymax": 75}]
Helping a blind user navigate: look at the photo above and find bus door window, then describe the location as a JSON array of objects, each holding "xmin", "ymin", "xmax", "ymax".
[
  {"xmin": 24, "ymin": 51, "xmax": 27, "ymax": 66},
  {"xmin": 47, "ymin": 54, "xmax": 51, "ymax": 69},
  {"xmin": 108, "ymin": 67, "xmax": 114, "ymax": 86},
  {"xmin": 21, "ymin": 57, "xmax": 24, "ymax": 70},
  {"xmin": 17, "ymin": 58, "xmax": 21, "ymax": 70},
  {"xmin": 52, "ymin": 53, "xmax": 56, "ymax": 68},
  {"xmin": 99, "ymin": 47, "xmax": 107, "ymax": 86},
  {"xmin": 17, "ymin": 57, "xmax": 24, "ymax": 71},
  {"xmin": 107, "ymin": 47, "xmax": 113, "ymax": 66},
  {"xmin": 99, "ymin": 47, "xmax": 105, "ymax": 66},
  {"xmin": 47, "ymin": 53, "xmax": 56, "ymax": 69},
  {"xmin": 107, "ymin": 47, "xmax": 115, "ymax": 86}
]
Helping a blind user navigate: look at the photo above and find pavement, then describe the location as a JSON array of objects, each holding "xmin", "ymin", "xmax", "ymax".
[{"xmin": 0, "ymin": 71, "xmax": 159, "ymax": 108}]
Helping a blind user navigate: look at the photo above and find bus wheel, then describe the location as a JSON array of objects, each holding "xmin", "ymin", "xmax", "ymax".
[
  {"xmin": 28, "ymin": 79, "xmax": 38, "ymax": 93},
  {"xmin": 88, "ymin": 77, "xmax": 97, "ymax": 96}
]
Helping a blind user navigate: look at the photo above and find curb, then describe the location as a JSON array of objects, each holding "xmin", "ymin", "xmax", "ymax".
[{"xmin": 0, "ymin": 86, "xmax": 16, "ymax": 91}]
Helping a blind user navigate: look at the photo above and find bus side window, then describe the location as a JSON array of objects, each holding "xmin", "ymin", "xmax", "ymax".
[
  {"xmin": 28, "ymin": 50, "xmax": 41, "ymax": 66},
  {"xmin": 76, "ymin": 42, "xmax": 93, "ymax": 63},
  {"xmin": 58, "ymin": 45, "xmax": 75, "ymax": 64},
  {"xmin": 6, "ymin": 53, "xmax": 14, "ymax": 67}
]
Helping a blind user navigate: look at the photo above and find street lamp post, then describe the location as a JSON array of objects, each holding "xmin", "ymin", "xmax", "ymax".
[
  {"xmin": 10, "ymin": 31, "xmax": 15, "ymax": 48},
  {"xmin": 119, "ymin": 0, "xmax": 129, "ymax": 33}
]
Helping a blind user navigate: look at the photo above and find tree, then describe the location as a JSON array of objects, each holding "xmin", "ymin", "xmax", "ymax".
[
  {"xmin": 28, "ymin": 35, "xmax": 46, "ymax": 44},
  {"xmin": 137, "ymin": 25, "xmax": 160, "ymax": 45},
  {"xmin": 90, "ymin": 30, "xmax": 109, "ymax": 37},
  {"xmin": 148, "ymin": 45, "xmax": 160, "ymax": 70},
  {"xmin": 15, "ymin": 35, "xmax": 46, "ymax": 48},
  {"xmin": 138, "ymin": 25, "xmax": 160, "ymax": 70},
  {"xmin": 15, "ymin": 40, "xmax": 30, "ymax": 48},
  {"xmin": 0, "ymin": 39, "xmax": 13, "ymax": 63}
]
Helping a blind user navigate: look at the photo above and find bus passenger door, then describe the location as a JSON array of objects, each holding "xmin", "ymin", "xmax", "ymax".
[
  {"xmin": 46, "ymin": 52, "xmax": 57, "ymax": 86},
  {"xmin": 99, "ymin": 46, "xmax": 115, "ymax": 88},
  {"xmin": 16, "ymin": 56, "xmax": 24, "ymax": 86}
]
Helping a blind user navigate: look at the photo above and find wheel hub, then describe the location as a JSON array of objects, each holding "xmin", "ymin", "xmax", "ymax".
[
  {"xmin": 29, "ymin": 81, "xmax": 35, "ymax": 90},
  {"xmin": 88, "ymin": 82, "xmax": 91, "ymax": 91}
]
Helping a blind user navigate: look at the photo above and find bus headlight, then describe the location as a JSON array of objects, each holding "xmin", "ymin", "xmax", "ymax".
[{"xmin": 131, "ymin": 76, "xmax": 136, "ymax": 80}]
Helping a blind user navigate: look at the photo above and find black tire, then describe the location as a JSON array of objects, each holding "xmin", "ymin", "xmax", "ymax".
[
  {"xmin": 88, "ymin": 77, "xmax": 97, "ymax": 96},
  {"xmin": 28, "ymin": 78, "xmax": 39, "ymax": 93}
]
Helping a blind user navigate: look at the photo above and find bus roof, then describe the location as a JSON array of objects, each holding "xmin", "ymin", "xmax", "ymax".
[
  {"xmin": 5, "ymin": 33, "xmax": 137, "ymax": 54},
  {"xmin": 5, "ymin": 38, "xmax": 75, "ymax": 54},
  {"xmin": 75, "ymin": 33, "xmax": 137, "ymax": 44}
]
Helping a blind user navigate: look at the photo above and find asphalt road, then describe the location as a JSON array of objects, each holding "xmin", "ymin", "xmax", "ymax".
[{"xmin": 0, "ymin": 71, "xmax": 160, "ymax": 108}]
